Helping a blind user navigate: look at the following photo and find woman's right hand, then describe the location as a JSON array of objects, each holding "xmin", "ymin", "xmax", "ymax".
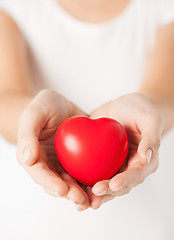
[{"xmin": 16, "ymin": 89, "xmax": 90, "ymax": 210}]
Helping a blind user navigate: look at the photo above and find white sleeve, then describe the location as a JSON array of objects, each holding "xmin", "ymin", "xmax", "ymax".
[
  {"xmin": 160, "ymin": 0, "xmax": 174, "ymax": 26},
  {"xmin": 0, "ymin": 0, "xmax": 29, "ymax": 35},
  {"xmin": 0, "ymin": 0, "xmax": 17, "ymax": 20}
]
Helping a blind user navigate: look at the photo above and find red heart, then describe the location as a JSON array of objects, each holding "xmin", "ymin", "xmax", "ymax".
[{"xmin": 54, "ymin": 116, "xmax": 129, "ymax": 186}]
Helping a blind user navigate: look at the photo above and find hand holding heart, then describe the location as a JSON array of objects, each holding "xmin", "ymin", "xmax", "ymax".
[
  {"xmin": 55, "ymin": 116, "xmax": 129, "ymax": 187},
  {"xmin": 16, "ymin": 89, "xmax": 90, "ymax": 210},
  {"xmin": 16, "ymin": 90, "xmax": 163, "ymax": 211},
  {"xmin": 86, "ymin": 94, "xmax": 163, "ymax": 209}
]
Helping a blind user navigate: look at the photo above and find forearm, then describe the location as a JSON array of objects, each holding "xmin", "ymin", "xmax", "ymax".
[
  {"xmin": 0, "ymin": 92, "xmax": 34, "ymax": 144},
  {"xmin": 139, "ymin": 23, "xmax": 174, "ymax": 135},
  {"xmin": 0, "ymin": 89, "xmax": 88, "ymax": 144},
  {"xmin": 139, "ymin": 90, "xmax": 174, "ymax": 135}
]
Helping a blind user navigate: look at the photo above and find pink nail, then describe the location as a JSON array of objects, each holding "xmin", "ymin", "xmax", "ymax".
[{"xmin": 146, "ymin": 149, "xmax": 152, "ymax": 164}]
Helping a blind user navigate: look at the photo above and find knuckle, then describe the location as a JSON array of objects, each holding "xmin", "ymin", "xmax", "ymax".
[{"xmin": 38, "ymin": 88, "xmax": 55, "ymax": 97}]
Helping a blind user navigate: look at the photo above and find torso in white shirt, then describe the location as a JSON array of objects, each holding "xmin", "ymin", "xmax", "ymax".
[{"xmin": 0, "ymin": 0, "xmax": 174, "ymax": 239}]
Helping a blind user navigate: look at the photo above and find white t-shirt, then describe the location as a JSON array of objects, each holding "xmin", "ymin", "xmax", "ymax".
[{"xmin": 0, "ymin": 0, "xmax": 174, "ymax": 239}]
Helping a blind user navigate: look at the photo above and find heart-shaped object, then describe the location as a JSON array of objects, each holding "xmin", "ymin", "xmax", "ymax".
[{"xmin": 54, "ymin": 116, "xmax": 129, "ymax": 186}]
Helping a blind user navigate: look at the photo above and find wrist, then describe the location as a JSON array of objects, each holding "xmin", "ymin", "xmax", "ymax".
[{"xmin": 139, "ymin": 91, "xmax": 174, "ymax": 135}]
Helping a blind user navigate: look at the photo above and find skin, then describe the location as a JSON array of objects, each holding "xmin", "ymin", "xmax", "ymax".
[
  {"xmin": 58, "ymin": 0, "xmax": 131, "ymax": 23},
  {"xmin": 0, "ymin": 1, "xmax": 174, "ymax": 211}
]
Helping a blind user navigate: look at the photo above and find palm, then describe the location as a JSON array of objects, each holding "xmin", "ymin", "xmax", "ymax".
[
  {"xmin": 119, "ymin": 127, "xmax": 141, "ymax": 172},
  {"xmin": 87, "ymin": 101, "xmax": 147, "ymax": 208},
  {"xmin": 39, "ymin": 133, "xmax": 65, "ymax": 175},
  {"xmin": 36, "ymin": 125, "xmax": 88, "ymax": 203},
  {"xmin": 17, "ymin": 90, "xmax": 91, "ymax": 210}
]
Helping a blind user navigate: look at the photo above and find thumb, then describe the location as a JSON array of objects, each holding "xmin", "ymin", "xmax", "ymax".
[
  {"xmin": 17, "ymin": 134, "xmax": 40, "ymax": 166},
  {"xmin": 137, "ymin": 113, "xmax": 162, "ymax": 165},
  {"xmin": 16, "ymin": 103, "xmax": 46, "ymax": 166},
  {"xmin": 138, "ymin": 136, "xmax": 159, "ymax": 165}
]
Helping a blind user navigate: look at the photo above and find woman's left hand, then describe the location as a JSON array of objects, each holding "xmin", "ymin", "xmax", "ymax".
[{"xmin": 86, "ymin": 93, "xmax": 164, "ymax": 209}]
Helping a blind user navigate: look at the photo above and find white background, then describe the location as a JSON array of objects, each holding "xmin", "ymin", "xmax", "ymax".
[
  {"xmin": 0, "ymin": 128, "xmax": 174, "ymax": 240},
  {"xmin": 0, "ymin": 0, "xmax": 174, "ymax": 239}
]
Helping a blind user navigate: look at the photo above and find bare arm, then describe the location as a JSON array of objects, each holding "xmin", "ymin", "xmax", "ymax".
[
  {"xmin": 140, "ymin": 22, "xmax": 174, "ymax": 135},
  {"xmin": 0, "ymin": 11, "xmax": 90, "ymax": 209},
  {"xmin": 0, "ymin": 11, "xmax": 35, "ymax": 143},
  {"xmin": 87, "ymin": 22, "xmax": 174, "ymax": 208}
]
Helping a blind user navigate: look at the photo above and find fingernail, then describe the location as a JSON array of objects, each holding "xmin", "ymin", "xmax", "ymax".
[
  {"xmin": 146, "ymin": 149, "xmax": 152, "ymax": 164},
  {"xmin": 96, "ymin": 190, "xmax": 107, "ymax": 196},
  {"xmin": 23, "ymin": 147, "xmax": 31, "ymax": 164}
]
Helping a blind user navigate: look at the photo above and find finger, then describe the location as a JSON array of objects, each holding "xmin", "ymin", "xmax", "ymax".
[
  {"xmin": 111, "ymin": 186, "xmax": 132, "ymax": 196},
  {"xmin": 92, "ymin": 180, "xmax": 109, "ymax": 196},
  {"xmin": 109, "ymin": 167, "xmax": 146, "ymax": 191},
  {"xmin": 17, "ymin": 103, "xmax": 46, "ymax": 166},
  {"xmin": 61, "ymin": 173, "xmax": 87, "ymax": 205},
  {"xmin": 101, "ymin": 186, "xmax": 131, "ymax": 204},
  {"xmin": 92, "ymin": 179, "xmax": 132, "ymax": 197},
  {"xmin": 76, "ymin": 196, "xmax": 90, "ymax": 211},
  {"xmin": 24, "ymin": 158, "xmax": 69, "ymax": 197},
  {"xmin": 73, "ymin": 183, "xmax": 90, "ymax": 211},
  {"xmin": 102, "ymin": 195, "xmax": 115, "ymax": 204},
  {"xmin": 101, "ymin": 195, "xmax": 118, "ymax": 206},
  {"xmin": 76, "ymin": 190, "xmax": 90, "ymax": 211},
  {"xmin": 137, "ymin": 111, "xmax": 163, "ymax": 165},
  {"xmin": 91, "ymin": 187, "xmax": 132, "ymax": 208},
  {"xmin": 75, "ymin": 193, "xmax": 90, "ymax": 212},
  {"xmin": 87, "ymin": 186, "xmax": 103, "ymax": 209},
  {"xmin": 43, "ymin": 187, "xmax": 64, "ymax": 198}
]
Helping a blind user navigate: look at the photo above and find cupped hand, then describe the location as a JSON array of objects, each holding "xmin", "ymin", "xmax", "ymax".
[
  {"xmin": 16, "ymin": 89, "xmax": 90, "ymax": 210},
  {"xmin": 86, "ymin": 93, "xmax": 164, "ymax": 209}
]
